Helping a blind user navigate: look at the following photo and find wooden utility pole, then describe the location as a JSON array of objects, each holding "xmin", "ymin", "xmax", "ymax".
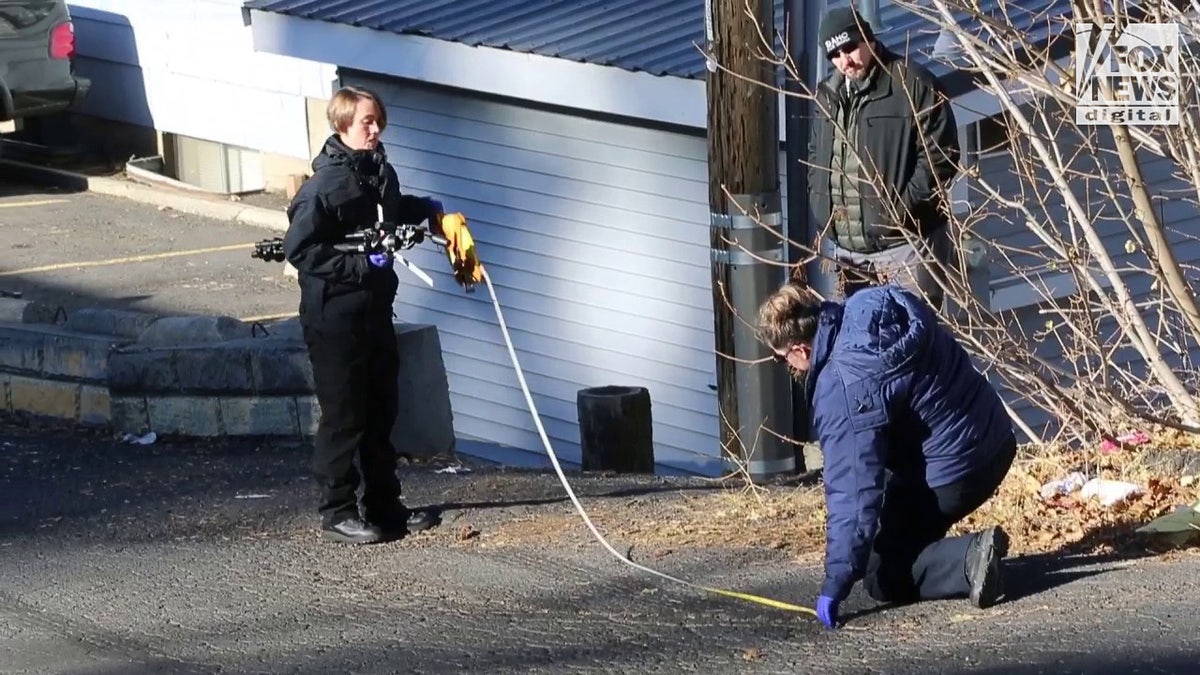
[{"xmin": 705, "ymin": 0, "xmax": 793, "ymax": 478}]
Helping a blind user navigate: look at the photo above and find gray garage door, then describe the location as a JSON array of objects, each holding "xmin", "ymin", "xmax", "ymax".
[{"xmin": 343, "ymin": 72, "xmax": 726, "ymax": 475}]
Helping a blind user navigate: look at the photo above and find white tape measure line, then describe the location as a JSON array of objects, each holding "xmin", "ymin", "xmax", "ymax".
[{"xmin": 479, "ymin": 267, "xmax": 816, "ymax": 617}]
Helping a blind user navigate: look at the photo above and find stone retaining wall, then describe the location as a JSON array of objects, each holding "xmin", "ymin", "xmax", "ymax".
[{"xmin": 0, "ymin": 298, "xmax": 455, "ymax": 457}]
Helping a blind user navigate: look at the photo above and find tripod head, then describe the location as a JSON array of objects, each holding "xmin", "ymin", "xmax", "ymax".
[
  {"xmin": 250, "ymin": 221, "xmax": 447, "ymax": 264},
  {"xmin": 251, "ymin": 239, "xmax": 287, "ymax": 262},
  {"xmin": 250, "ymin": 220, "xmax": 473, "ymax": 291}
]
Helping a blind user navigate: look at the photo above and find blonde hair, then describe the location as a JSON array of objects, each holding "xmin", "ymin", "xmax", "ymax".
[
  {"xmin": 326, "ymin": 86, "xmax": 388, "ymax": 134},
  {"xmin": 756, "ymin": 282, "xmax": 824, "ymax": 352}
]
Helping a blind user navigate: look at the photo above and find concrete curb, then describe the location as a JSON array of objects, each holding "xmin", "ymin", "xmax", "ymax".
[{"xmin": 0, "ymin": 159, "xmax": 289, "ymax": 232}]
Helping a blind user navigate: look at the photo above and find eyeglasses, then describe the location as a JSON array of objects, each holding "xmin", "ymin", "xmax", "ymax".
[
  {"xmin": 771, "ymin": 351, "xmax": 788, "ymax": 364},
  {"xmin": 827, "ymin": 43, "xmax": 858, "ymax": 59}
]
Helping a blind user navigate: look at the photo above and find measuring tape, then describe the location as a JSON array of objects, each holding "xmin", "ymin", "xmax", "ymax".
[{"xmin": 478, "ymin": 268, "xmax": 817, "ymax": 618}]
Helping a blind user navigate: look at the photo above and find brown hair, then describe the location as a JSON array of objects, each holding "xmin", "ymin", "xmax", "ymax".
[
  {"xmin": 326, "ymin": 86, "xmax": 388, "ymax": 133},
  {"xmin": 756, "ymin": 282, "xmax": 824, "ymax": 352}
]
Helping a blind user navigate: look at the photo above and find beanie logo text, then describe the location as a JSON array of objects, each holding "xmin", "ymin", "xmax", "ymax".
[{"xmin": 825, "ymin": 31, "xmax": 851, "ymax": 54}]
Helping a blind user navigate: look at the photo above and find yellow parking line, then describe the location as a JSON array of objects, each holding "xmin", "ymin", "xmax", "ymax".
[
  {"xmin": 241, "ymin": 311, "xmax": 298, "ymax": 323},
  {"xmin": 0, "ymin": 243, "xmax": 253, "ymax": 277},
  {"xmin": 0, "ymin": 199, "xmax": 70, "ymax": 208}
]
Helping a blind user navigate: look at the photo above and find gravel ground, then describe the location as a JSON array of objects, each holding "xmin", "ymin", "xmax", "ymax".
[
  {"xmin": 1, "ymin": 414, "xmax": 1198, "ymax": 675},
  {"xmin": 3, "ymin": 178, "xmax": 1200, "ymax": 673}
]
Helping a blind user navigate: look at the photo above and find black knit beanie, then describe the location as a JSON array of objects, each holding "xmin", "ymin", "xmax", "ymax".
[{"xmin": 818, "ymin": 7, "xmax": 875, "ymax": 57}]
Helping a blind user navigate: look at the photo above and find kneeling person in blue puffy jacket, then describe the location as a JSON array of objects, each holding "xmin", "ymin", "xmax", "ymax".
[{"xmin": 757, "ymin": 282, "xmax": 1017, "ymax": 629}]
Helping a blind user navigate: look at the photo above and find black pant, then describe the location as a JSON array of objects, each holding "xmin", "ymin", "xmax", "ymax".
[
  {"xmin": 302, "ymin": 310, "xmax": 402, "ymax": 525},
  {"xmin": 863, "ymin": 437, "xmax": 1017, "ymax": 603}
]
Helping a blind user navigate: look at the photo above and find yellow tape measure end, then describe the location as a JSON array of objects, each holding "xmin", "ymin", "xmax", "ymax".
[{"xmin": 702, "ymin": 586, "xmax": 818, "ymax": 616}]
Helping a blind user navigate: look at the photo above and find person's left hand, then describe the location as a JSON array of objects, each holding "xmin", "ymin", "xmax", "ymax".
[{"xmin": 816, "ymin": 595, "xmax": 839, "ymax": 630}]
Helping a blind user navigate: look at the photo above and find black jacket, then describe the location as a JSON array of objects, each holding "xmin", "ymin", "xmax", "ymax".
[
  {"xmin": 808, "ymin": 46, "xmax": 960, "ymax": 252},
  {"xmin": 283, "ymin": 135, "xmax": 437, "ymax": 324}
]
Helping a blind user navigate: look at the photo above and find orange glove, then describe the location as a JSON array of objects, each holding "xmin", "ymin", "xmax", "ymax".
[{"xmin": 438, "ymin": 212, "xmax": 483, "ymax": 289}]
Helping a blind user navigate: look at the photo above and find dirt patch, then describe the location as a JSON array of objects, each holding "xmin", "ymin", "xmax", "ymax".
[
  {"xmin": 4, "ymin": 412, "xmax": 1196, "ymax": 562},
  {"xmin": 470, "ymin": 435, "xmax": 1200, "ymax": 561},
  {"xmin": 472, "ymin": 484, "xmax": 827, "ymax": 562},
  {"xmin": 957, "ymin": 437, "xmax": 1200, "ymax": 557}
]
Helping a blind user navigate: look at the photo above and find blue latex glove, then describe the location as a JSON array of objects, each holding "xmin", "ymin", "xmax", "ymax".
[
  {"xmin": 816, "ymin": 595, "xmax": 839, "ymax": 629},
  {"xmin": 368, "ymin": 252, "xmax": 392, "ymax": 268}
]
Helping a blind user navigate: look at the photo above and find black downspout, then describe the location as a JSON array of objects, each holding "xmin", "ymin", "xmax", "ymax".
[
  {"xmin": 783, "ymin": 0, "xmax": 807, "ymax": 466},
  {"xmin": 785, "ymin": 0, "xmax": 832, "ymax": 466}
]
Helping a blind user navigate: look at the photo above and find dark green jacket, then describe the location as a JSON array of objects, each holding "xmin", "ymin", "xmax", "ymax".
[{"xmin": 808, "ymin": 46, "xmax": 960, "ymax": 253}]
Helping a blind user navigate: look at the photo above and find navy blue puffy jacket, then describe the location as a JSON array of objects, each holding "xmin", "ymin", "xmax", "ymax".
[{"xmin": 807, "ymin": 286, "xmax": 1014, "ymax": 601}]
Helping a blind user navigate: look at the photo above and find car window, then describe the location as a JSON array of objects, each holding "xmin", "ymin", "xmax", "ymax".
[{"xmin": 0, "ymin": 1, "xmax": 58, "ymax": 37}]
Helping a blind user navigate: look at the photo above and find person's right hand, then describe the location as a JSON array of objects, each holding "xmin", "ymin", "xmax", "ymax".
[
  {"xmin": 368, "ymin": 252, "xmax": 392, "ymax": 268},
  {"xmin": 427, "ymin": 198, "xmax": 445, "ymax": 220},
  {"xmin": 816, "ymin": 594, "xmax": 840, "ymax": 630}
]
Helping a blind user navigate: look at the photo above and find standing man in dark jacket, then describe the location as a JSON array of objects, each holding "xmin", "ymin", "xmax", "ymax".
[
  {"xmin": 283, "ymin": 85, "xmax": 467, "ymax": 545},
  {"xmin": 808, "ymin": 7, "xmax": 961, "ymax": 310},
  {"xmin": 757, "ymin": 281, "xmax": 1017, "ymax": 629}
]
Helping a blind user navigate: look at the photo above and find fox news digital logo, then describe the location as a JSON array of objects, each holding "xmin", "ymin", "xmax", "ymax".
[{"xmin": 1075, "ymin": 22, "xmax": 1180, "ymax": 126}]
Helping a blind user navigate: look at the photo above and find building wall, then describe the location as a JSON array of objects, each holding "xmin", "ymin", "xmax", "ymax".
[
  {"xmin": 343, "ymin": 73, "xmax": 795, "ymax": 476},
  {"xmin": 64, "ymin": 0, "xmax": 336, "ymax": 186}
]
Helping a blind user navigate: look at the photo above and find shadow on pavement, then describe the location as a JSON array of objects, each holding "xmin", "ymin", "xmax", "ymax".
[
  {"xmin": 1001, "ymin": 516, "xmax": 1174, "ymax": 601},
  {"xmin": 431, "ymin": 481, "xmax": 729, "ymax": 513},
  {"xmin": 0, "ymin": 179, "xmax": 82, "ymax": 199},
  {"xmin": 0, "ymin": 416, "xmax": 734, "ymax": 546},
  {"xmin": 949, "ymin": 653, "xmax": 1200, "ymax": 675},
  {"xmin": 1001, "ymin": 551, "xmax": 1125, "ymax": 602},
  {"xmin": 838, "ymin": 547, "xmax": 1139, "ymax": 626}
]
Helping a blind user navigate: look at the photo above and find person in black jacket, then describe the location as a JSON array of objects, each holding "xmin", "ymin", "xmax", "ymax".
[
  {"xmin": 809, "ymin": 7, "xmax": 961, "ymax": 310},
  {"xmin": 283, "ymin": 85, "xmax": 460, "ymax": 545},
  {"xmin": 757, "ymin": 281, "xmax": 1016, "ymax": 629}
]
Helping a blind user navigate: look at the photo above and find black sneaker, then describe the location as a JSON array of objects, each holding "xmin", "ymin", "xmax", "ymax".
[
  {"xmin": 966, "ymin": 526, "xmax": 1009, "ymax": 609},
  {"xmin": 365, "ymin": 501, "xmax": 440, "ymax": 535},
  {"xmin": 322, "ymin": 517, "xmax": 384, "ymax": 545},
  {"xmin": 404, "ymin": 509, "xmax": 439, "ymax": 533}
]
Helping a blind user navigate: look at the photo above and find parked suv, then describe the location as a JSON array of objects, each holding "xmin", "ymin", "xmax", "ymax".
[{"xmin": 0, "ymin": 0, "xmax": 90, "ymax": 121}]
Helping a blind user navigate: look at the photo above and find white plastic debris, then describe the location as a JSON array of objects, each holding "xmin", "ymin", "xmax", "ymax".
[
  {"xmin": 121, "ymin": 431, "xmax": 157, "ymax": 445},
  {"xmin": 434, "ymin": 465, "xmax": 471, "ymax": 474},
  {"xmin": 1079, "ymin": 478, "xmax": 1144, "ymax": 507},
  {"xmin": 235, "ymin": 494, "xmax": 271, "ymax": 500},
  {"xmin": 1039, "ymin": 471, "xmax": 1088, "ymax": 500}
]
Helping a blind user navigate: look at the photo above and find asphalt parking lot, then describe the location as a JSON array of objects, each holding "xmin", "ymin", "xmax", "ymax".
[
  {"xmin": 0, "ymin": 180, "xmax": 299, "ymax": 322},
  {"xmin": 4, "ymin": 178, "xmax": 1200, "ymax": 673},
  {"xmin": 3, "ymin": 415, "xmax": 1200, "ymax": 674}
]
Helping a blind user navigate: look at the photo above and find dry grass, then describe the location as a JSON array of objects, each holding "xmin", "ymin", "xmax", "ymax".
[
  {"xmin": 481, "ymin": 430, "xmax": 1200, "ymax": 560},
  {"xmin": 478, "ymin": 485, "xmax": 828, "ymax": 561},
  {"xmin": 956, "ymin": 438, "xmax": 1199, "ymax": 556}
]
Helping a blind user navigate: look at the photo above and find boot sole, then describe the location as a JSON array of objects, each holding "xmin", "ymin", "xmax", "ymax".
[
  {"xmin": 994, "ymin": 526, "xmax": 1010, "ymax": 559},
  {"xmin": 321, "ymin": 530, "xmax": 383, "ymax": 545},
  {"xmin": 406, "ymin": 517, "xmax": 438, "ymax": 533},
  {"xmin": 969, "ymin": 527, "xmax": 1007, "ymax": 609},
  {"xmin": 365, "ymin": 513, "xmax": 440, "ymax": 534}
]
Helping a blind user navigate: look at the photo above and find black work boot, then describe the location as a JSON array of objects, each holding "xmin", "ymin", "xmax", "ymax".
[
  {"xmin": 365, "ymin": 500, "xmax": 439, "ymax": 535},
  {"xmin": 322, "ymin": 517, "xmax": 384, "ymax": 545},
  {"xmin": 966, "ymin": 526, "xmax": 1009, "ymax": 609},
  {"xmin": 404, "ymin": 509, "xmax": 439, "ymax": 533}
]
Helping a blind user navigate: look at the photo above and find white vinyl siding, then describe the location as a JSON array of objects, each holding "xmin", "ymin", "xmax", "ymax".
[{"xmin": 345, "ymin": 73, "xmax": 728, "ymax": 475}]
